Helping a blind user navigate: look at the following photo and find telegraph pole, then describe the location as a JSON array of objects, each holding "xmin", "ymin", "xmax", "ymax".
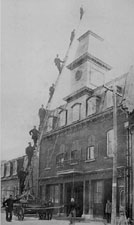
[
  {"xmin": 111, "ymin": 85, "xmax": 118, "ymax": 225},
  {"xmin": 103, "ymin": 85, "xmax": 118, "ymax": 225}
]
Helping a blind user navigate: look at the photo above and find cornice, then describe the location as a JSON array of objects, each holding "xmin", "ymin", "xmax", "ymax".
[{"xmin": 67, "ymin": 52, "xmax": 112, "ymax": 71}]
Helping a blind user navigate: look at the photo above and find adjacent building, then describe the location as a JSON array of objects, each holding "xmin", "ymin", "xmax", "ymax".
[{"xmin": 1, "ymin": 151, "xmax": 39, "ymax": 200}]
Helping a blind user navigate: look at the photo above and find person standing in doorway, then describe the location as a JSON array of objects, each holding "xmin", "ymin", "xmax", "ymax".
[{"xmin": 105, "ymin": 199, "xmax": 112, "ymax": 223}]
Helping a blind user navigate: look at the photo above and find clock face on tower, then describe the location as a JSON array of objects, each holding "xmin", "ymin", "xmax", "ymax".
[{"xmin": 75, "ymin": 70, "xmax": 82, "ymax": 81}]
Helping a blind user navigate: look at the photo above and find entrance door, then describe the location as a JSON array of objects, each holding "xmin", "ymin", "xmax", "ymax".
[
  {"xmin": 65, "ymin": 182, "xmax": 83, "ymax": 217},
  {"xmin": 92, "ymin": 180, "xmax": 104, "ymax": 217},
  {"xmin": 74, "ymin": 182, "xmax": 83, "ymax": 217},
  {"xmin": 104, "ymin": 179, "xmax": 112, "ymax": 217}
]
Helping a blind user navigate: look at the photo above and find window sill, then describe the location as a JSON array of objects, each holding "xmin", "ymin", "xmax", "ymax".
[
  {"xmin": 70, "ymin": 162, "xmax": 78, "ymax": 165},
  {"xmin": 85, "ymin": 159, "xmax": 95, "ymax": 163},
  {"xmin": 56, "ymin": 164, "xmax": 64, "ymax": 168},
  {"xmin": 44, "ymin": 167, "xmax": 51, "ymax": 170},
  {"xmin": 104, "ymin": 156, "xmax": 113, "ymax": 159}
]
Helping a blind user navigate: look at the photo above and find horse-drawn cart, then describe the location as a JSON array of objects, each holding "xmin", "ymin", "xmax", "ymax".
[{"xmin": 13, "ymin": 200, "xmax": 47, "ymax": 221}]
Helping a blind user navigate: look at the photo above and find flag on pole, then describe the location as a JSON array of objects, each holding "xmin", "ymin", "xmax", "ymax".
[
  {"xmin": 122, "ymin": 65, "xmax": 134, "ymax": 113},
  {"xmin": 80, "ymin": 6, "xmax": 84, "ymax": 20}
]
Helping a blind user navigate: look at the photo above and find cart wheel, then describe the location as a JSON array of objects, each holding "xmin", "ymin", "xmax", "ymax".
[{"xmin": 17, "ymin": 208, "xmax": 24, "ymax": 221}]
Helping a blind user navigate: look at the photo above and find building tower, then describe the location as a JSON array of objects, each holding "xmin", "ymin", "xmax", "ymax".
[{"xmin": 67, "ymin": 30, "xmax": 112, "ymax": 93}]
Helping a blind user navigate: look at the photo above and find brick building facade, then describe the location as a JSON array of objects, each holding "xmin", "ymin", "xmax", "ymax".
[
  {"xmin": 38, "ymin": 30, "xmax": 132, "ymax": 219},
  {"xmin": 1, "ymin": 151, "xmax": 39, "ymax": 201}
]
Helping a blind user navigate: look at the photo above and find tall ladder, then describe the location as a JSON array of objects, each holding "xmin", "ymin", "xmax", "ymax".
[
  {"xmin": 42, "ymin": 16, "xmax": 84, "ymax": 170},
  {"xmin": 34, "ymin": 12, "xmax": 85, "ymax": 198}
]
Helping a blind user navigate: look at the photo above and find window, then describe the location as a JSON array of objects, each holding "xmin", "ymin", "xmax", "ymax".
[
  {"xmin": 59, "ymin": 110, "xmax": 67, "ymax": 127},
  {"xmin": 5, "ymin": 162, "xmax": 10, "ymax": 177},
  {"xmin": 12, "ymin": 160, "xmax": 17, "ymax": 176},
  {"xmin": 86, "ymin": 146, "xmax": 95, "ymax": 160},
  {"xmin": 106, "ymin": 90, "xmax": 113, "ymax": 108},
  {"xmin": 107, "ymin": 129, "xmax": 114, "ymax": 157},
  {"xmin": 87, "ymin": 97, "xmax": 97, "ymax": 116},
  {"xmin": 71, "ymin": 150, "xmax": 78, "ymax": 163},
  {"xmin": 72, "ymin": 103, "xmax": 81, "ymax": 122},
  {"xmin": 56, "ymin": 153, "xmax": 64, "ymax": 166},
  {"xmin": 1, "ymin": 164, "xmax": 5, "ymax": 177},
  {"xmin": 56, "ymin": 144, "xmax": 65, "ymax": 166}
]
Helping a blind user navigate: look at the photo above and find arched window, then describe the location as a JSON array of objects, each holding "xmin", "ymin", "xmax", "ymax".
[
  {"xmin": 72, "ymin": 103, "xmax": 81, "ymax": 122},
  {"xmin": 59, "ymin": 110, "xmax": 67, "ymax": 127},
  {"xmin": 87, "ymin": 97, "xmax": 97, "ymax": 116}
]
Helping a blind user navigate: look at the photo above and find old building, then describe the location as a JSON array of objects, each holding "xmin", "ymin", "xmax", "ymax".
[
  {"xmin": 39, "ymin": 30, "xmax": 131, "ymax": 219},
  {"xmin": 1, "ymin": 157, "xmax": 22, "ymax": 200},
  {"xmin": 1, "ymin": 151, "xmax": 39, "ymax": 201}
]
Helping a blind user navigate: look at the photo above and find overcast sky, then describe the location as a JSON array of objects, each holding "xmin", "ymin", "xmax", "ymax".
[{"xmin": 1, "ymin": 0, "xmax": 134, "ymax": 160}]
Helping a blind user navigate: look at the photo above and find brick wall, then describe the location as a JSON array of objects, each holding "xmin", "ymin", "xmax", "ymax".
[{"xmin": 39, "ymin": 108, "xmax": 127, "ymax": 179}]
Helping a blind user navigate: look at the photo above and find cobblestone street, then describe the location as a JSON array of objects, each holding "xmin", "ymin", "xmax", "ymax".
[{"xmin": 1, "ymin": 212, "xmax": 105, "ymax": 225}]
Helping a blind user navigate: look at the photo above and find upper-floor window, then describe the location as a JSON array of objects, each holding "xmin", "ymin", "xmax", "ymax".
[
  {"xmin": 56, "ymin": 144, "xmax": 65, "ymax": 166},
  {"xmin": 107, "ymin": 129, "xmax": 114, "ymax": 157},
  {"xmin": 106, "ymin": 90, "xmax": 113, "ymax": 108},
  {"xmin": 12, "ymin": 160, "xmax": 17, "ymax": 176},
  {"xmin": 72, "ymin": 103, "xmax": 81, "ymax": 122},
  {"xmin": 71, "ymin": 140, "xmax": 79, "ymax": 163},
  {"xmin": 71, "ymin": 150, "xmax": 78, "ymax": 162},
  {"xmin": 86, "ymin": 146, "xmax": 95, "ymax": 160},
  {"xmin": 87, "ymin": 97, "xmax": 97, "ymax": 116},
  {"xmin": 1, "ymin": 164, "xmax": 5, "ymax": 177},
  {"xmin": 5, "ymin": 162, "xmax": 10, "ymax": 177},
  {"xmin": 56, "ymin": 153, "xmax": 64, "ymax": 166},
  {"xmin": 59, "ymin": 110, "xmax": 67, "ymax": 127}
]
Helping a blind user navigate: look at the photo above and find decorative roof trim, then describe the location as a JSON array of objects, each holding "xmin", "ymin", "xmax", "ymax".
[
  {"xmin": 78, "ymin": 30, "xmax": 104, "ymax": 42},
  {"xmin": 63, "ymin": 86, "xmax": 93, "ymax": 103},
  {"xmin": 67, "ymin": 52, "xmax": 112, "ymax": 71}
]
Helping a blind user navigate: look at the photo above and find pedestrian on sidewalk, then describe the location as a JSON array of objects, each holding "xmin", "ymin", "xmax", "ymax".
[
  {"xmin": 3, "ymin": 195, "xmax": 20, "ymax": 222},
  {"xmin": 69, "ymin": 198, "xmax": 76, "ymax": 224}
]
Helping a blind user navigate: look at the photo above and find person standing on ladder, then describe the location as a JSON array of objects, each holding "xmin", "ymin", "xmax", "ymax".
[
  {"xmin": 25, "ymin": 142, "xmax": 34, "ymax": 167},
  {"xmin": 38, "ymin": 104, "xmax": 46, "ymax": 126},
  {"xmin": 54, "ymin": 54, "xmax": 64, "ymax": 73},
  {"xmin": 80, "ymin": 6, "xmax": 84, "ymax": 20},
  {"xmin": 48, "ymin": 83, "xmax": 55, "ymax": 103},
  {"xmin": 17, "ymin": 167, "xmax": 27, "ymax": 194},
  {"xmin": 70, "ymin": 29, "xmax": 75, "ymax": 46},
  {"xmin": 29, "ymin": 126, "xmax": 39, "ymax": 147}
]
